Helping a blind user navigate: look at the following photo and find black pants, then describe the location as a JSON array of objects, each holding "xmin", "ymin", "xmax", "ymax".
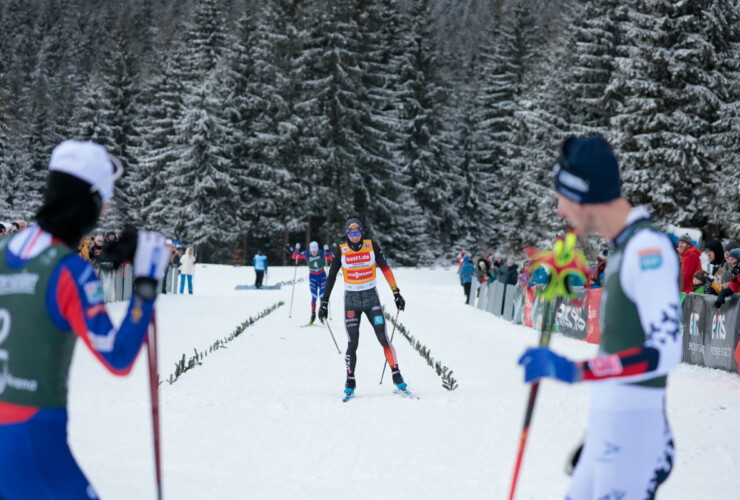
[
  {"xmin": 344, "ymin": 288, "xmax": 398, "ymax": 377},
  {"xmin": 255, "ymin": 270, "xmax": 264, "ymax": 288},
  {"xmin": 463, "ymin": 282, "xmax": 471, "ymax": 303}
]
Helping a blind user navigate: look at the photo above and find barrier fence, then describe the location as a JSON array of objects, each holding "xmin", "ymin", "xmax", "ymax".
[
  {"xmin": 469, "ymin": 280, "xmax": 740, "ymax": 375},
  {"xmin": 98, "ymin": 264, "xmax": 180, "ymax": 303}
]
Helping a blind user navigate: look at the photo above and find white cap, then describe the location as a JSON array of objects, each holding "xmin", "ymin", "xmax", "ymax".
[
  {"xmin": 49, "ymin": 140, "xmax": 122, "ymax": 202},
  {"xmin": 309, "ymin": 241, "xmax": 319, "ymax": 252}
]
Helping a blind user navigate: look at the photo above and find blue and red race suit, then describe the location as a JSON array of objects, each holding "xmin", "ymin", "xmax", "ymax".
[
  {"xmin": 292, "ymin": 250, "xmax": 332, "ymax": 312},
  {"xmin": 0, "ymin": 227, "xmax": 154, "ymax": 500}
]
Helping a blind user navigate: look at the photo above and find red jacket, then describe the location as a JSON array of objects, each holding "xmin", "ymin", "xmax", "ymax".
[{"xmin": 680, "ymin": 246, "xmax": 702, "ymax": 294}]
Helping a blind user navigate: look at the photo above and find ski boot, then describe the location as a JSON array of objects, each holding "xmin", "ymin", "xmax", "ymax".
[
  {"xmin": 309, "ymin": 312, "xmax": 316, "ymax": 325},
  {"xmin": 344, "ymin": 377, "xmax": 356, "ymax": 395},
  {"xmin": 392, "ymin": 370, "xmax": 407, "ymax": 390},
  {"xmin": 319, "ymin": 315, "xmax": 325, "ymax": 325}
]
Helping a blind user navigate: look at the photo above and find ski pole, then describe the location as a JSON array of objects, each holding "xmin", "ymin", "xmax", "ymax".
[
  {"xmin": 147, "ymin": 313, "xmax": 163, "ymax": 500},
  {"xmin": 288, "ymin": 248, "xmax": 298, "ymax": 318},
  {"xmin": 379, "ymin": 308, "xmax": 401, "ymax": 384},
  {"xmin": 324, "ymin": 317, "xmax": 341, "ymax": 354},
  {"xmin": 508, "ymin": 298, "xmax": 554, "ymax": 500}
]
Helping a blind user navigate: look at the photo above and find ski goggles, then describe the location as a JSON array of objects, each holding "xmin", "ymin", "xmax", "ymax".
[{"xmin": 347, "ymin": 231, "xmax": 362, "ymax": 239}]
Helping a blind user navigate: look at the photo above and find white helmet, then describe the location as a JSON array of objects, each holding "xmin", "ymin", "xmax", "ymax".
[{"xmin": 309, "ymin": 241, "xmax": 319, "ymax": 252}]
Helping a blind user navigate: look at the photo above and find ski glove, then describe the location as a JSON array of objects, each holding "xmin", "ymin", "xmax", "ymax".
[
  {"xmin": 318, "ymin": 301, "xmax": 329, "ymax": 321},
  {"xmin": 393, "ymin": 290, "xmax": 405, "ymax": 311},
  {"xmin": 714, "ymin": 287, "xmax": 734, "ymax": 309},
  {"xmin": 295, "ymin": 242, "xmax": 301, "ymax": 250},
  {"xmin": 324, "ymin": 244, "xmax": 329, "ymax": 252},
  {"xmin": 132, "ymin": 231, "xmax": 171, "ymax": 301},
  {"xmin": 518, "ymin": 347, "xmax": 580, "ymax": 384}
]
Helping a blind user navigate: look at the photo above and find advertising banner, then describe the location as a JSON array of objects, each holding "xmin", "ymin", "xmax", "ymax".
[
  {"xmin": 585, "ymin": 288, "xmax": 602, "ymax": 344},
  {"xmin": 489, "ymin": 281, "xmax": 506, "ymax": 317},
  {"xmin": 555, "ymin": 287, "xmax": 588, "ymax": 340},
  {"xmin": 683, "ymin": 293, "xmax": 740, "ymax": 372},
  {"xmin": 503, "ymin": 284, "xmax": 517, "ymax": 322},
  {"xmin": 524, "ymin": 286, "xmax": 535, "ymax": 328}
]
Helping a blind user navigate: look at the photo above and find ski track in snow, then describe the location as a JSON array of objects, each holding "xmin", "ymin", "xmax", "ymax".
[{"xmin": 67, "ymin": 265, "xmax": 740, "ymax": 499}]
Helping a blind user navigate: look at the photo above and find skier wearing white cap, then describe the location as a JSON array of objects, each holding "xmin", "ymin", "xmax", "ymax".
[
  {"xmin": 0, "ymin": 140, "xmax": 171, "ymax": 498},
  {"xmin": 292, "ymin": 240, "xmax": 333, "ymax": 324}
]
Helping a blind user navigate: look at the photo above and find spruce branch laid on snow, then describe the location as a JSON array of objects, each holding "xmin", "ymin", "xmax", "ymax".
[
  {"xmin": 383, "ymin": 306, "xmax": 458, "ymax": 391},
  {"xmin": 166, "ymin": 301, "xmax": 284, "ymax": 384}
]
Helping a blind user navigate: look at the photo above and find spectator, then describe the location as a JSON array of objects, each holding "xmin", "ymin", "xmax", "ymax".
[
  {"xmin": 492, "ymin": 256, "xmax": 505, "ymax": 281},
  {"xmin": 723, "ymin": 240, "xmax": 738, "ymax": 264},
  {"xmin": 0, "ymin": 224, "xmax": 5, "ymax": 238},
  {"xmin": 692, "ymin": 269, "xmax": 707, "ymax": 294},
  {"xmin": 677, "ymin": 233, "xmax": 701, "ymax": 294},
  {"xmin": 90, "ymin": 233, "xmax": 105, "ymax": 263},
  {"xmin": 179, "ymin": 247, "xmax": 197, "ymax": 294},
  {"xmin": 283, "ymin": 243, "xmax": 294, "ymax": 265},
  {"xmin": 172, "ymin": 247, "xmax": 183, "ymax": 269},
  {"xmin": 476, "ymin": 258, "xmax": 491, "ymax": 286},
  {"xmin": 702, "ymin": 239, "xmax": 725, "ymax": 275},
  {"xmin": 253, "ymin": 249, "xmax": 268, "ymax": 289},
  {"xmin": 459, "ymin": 256, "xmax": 475, "ymax": 303},
  {"xmin": 14, "ymin": 220, "xmax": 26, "ymax": 231},
  {"xmin": 105, "ymin": 230, "xmax": 117, "ymax": 243},
  {"xmin": 714, "ymin": 249, "xmax": 740, "ymax": 308},
  {"xmin": 77, "ymin": 234, "xmax": 93, "ymax": 262},
  {"xmin": 502, "ymin": 260, "xmax": 519, "ymax": 285},
  {"xmin": 592, "ymin": 249, "xmax": 608, "ymax": 288},
  {"xmin": 457, "ymin": 249, "xmax": 467, "ymax": 273}
]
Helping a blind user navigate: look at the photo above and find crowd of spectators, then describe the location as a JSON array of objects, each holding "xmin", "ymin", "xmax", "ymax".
[{"xmin": 457, "ymin": 233, "xmax": 740, "ymax": 309}]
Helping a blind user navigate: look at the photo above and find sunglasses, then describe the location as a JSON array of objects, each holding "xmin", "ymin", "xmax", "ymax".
[{"xmin": 347, "ymin": 231, "xmax": 362, "ymax": 239}]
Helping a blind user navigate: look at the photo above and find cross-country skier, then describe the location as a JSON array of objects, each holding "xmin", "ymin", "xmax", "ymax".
[
  {"xmin": 318, "ymin": 218, "xmax": 407, "ymax": 396},
  {"xmin": 292, "ymin": 241, "xmax": 333, "ymax": 324},
  {"xmin": 0, "ymin": 140, "xmax": 171, "ymax": 499},
  {"xmin": 517, "ymin": 136, "xmax": 681, "ymax": 499}
]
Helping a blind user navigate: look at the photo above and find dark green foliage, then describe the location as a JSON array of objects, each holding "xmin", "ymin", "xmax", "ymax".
[
  {"xmin": 166, "ymin": 301, "xmax": 284, "ymax": 384},
  {"xmin": 383, "ymin": 306, "xmax": 458, "ymax": 391}
]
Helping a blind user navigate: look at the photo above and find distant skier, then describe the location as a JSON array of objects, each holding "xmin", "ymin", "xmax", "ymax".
[
  {"xmin": 0, "ymin": 140, "xmax": 171, "ymax": 499},
  {"xmin": 253, "ymin": 249, "xmax": 268, "ymax": 289},
  {"xmin": 518, "ymin": 136, "xmax": 681, "ymax": 499},
  {"xmin": 318, "ymin": 218, "xmax": 407, "ymax": 396},
  {"xmin": 292, "ymin": 241, "xmax": 333, "ymax": 324}
]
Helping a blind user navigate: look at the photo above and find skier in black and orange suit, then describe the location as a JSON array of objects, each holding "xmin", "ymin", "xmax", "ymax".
[{"xmin": 318, "ymin": 218, "xmax": 406, "ymax": 396}]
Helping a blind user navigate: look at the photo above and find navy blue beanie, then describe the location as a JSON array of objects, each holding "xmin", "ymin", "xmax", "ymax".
[{"xmin": 553, "ymin": 136, "xmax": 621, "ymax": 204}]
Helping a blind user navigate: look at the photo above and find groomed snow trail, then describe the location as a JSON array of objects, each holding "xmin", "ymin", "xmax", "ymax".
[{"xmin": 68, "ymin": 265, "xmax": 740, "ymax": 499}]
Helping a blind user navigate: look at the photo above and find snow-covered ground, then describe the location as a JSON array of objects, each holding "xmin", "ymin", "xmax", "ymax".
[{"xmin": 68, "ymin": 265, "xmax": 740, "ymax": 499}]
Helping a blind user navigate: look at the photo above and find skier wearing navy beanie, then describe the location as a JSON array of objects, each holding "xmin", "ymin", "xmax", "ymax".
[{"xmin": 519, "ymin": 135, "xmax": 681, "ymax": 499}]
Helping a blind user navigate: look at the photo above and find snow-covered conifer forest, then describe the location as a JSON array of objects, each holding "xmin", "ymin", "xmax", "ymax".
[{"xmin": 1, "ymin": 0, "xmax": 739, "ymax": 262}]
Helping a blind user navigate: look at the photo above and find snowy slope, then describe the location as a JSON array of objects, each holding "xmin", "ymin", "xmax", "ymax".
[{"xmin": 67, "ymin": 265, "xmax": 740, "ymax": 499}]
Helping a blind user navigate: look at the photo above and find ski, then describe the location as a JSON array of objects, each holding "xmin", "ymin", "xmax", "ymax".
[{"xmin": 393, "ymin": 388, "xmax": 420, "ymax": 399}]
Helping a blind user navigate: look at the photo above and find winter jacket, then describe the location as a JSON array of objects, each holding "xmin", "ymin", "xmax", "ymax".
[
  {"xmin": 501, "ymin": 263, "xmax": 519, "ymax": 286},
  {"xmin": 460, "ymin": 260, "xmax": 475, "ymax": 284},
  {"xmin": 680, "ymin": 246, "xmax": 702, "ymax": 294},
  {"xmin": 180, "ymin": 249, "xmax": 197, "ymax": 275}
]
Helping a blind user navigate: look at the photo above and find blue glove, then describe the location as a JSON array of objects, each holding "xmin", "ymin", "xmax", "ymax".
[{"xmin": 518, "ymin": 347, "xmax": 580, "ymax": 384}]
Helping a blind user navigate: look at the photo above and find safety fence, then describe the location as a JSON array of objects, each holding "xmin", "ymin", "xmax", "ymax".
[
  {"xmin": 98, "ymin": 264, "xmax": 180, "ymax": 303},
  {"xmin": 469, "ymin": 281, "xmax": 740, "ymax": 374}
]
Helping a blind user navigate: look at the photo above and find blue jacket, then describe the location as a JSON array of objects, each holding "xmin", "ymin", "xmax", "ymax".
[
  {"xmin": 253, "ymin": 254, "xmax": 268, "ymax": 271},
  {"xmin": 460, "ymin": 260, "xmax": 475, "ymax": 284}
]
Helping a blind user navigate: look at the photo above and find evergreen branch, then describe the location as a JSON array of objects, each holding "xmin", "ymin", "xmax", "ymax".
[
  {"xmin": 383, "ymin": 306, "xmax": 459, "ymax": 391},
  {"xmin": 166, "ymin": 301, "xmax": 284, "ymax": 384}
]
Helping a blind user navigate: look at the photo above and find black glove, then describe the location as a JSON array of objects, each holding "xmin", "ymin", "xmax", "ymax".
[
  {"xmin": 393, "ymin": 290, "xmax": 405, "ymax": 311},
  {"xmin": 98, "ymin": 226, "xmax": 138, "ymax": 269},
  {"xmin": 318, "ymin": 301, "xmax": 329, "ymax": 321},
  {"xmin": 714, "ymin": 287, "xmax": 733, "ymax": 309}
]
